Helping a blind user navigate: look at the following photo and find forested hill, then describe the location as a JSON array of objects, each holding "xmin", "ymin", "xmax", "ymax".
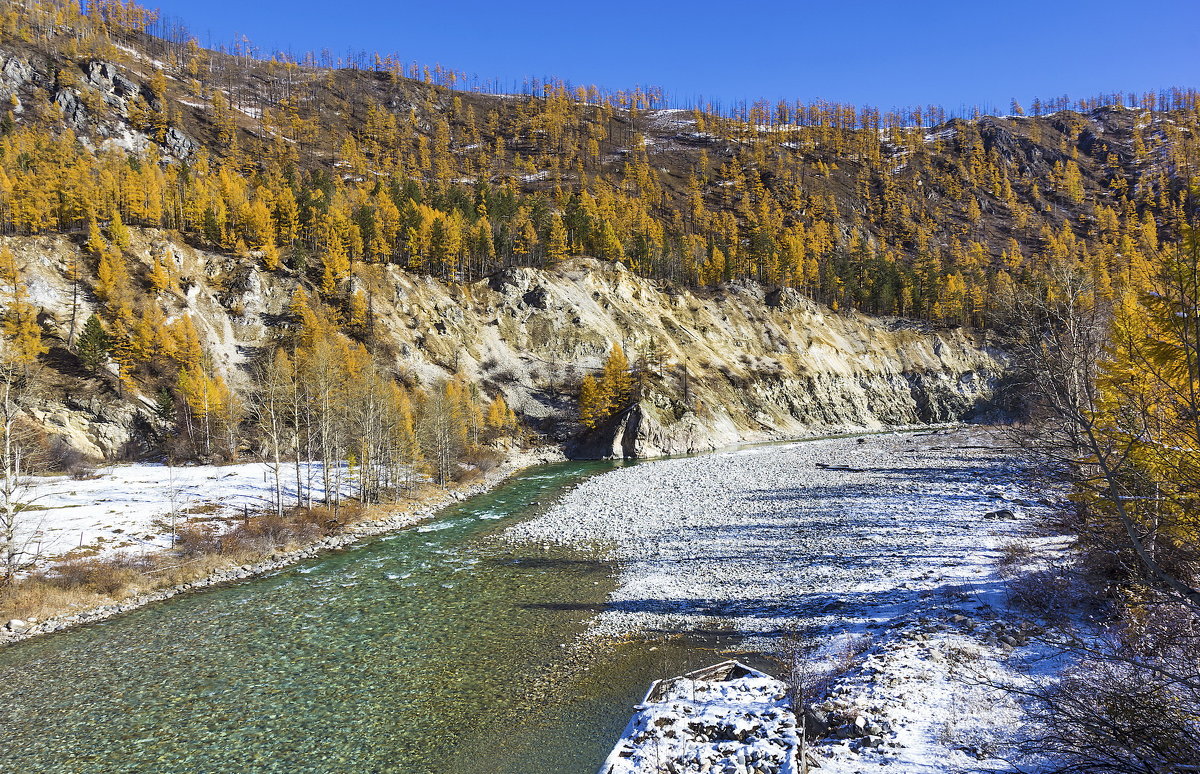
[{"xmin": 0, "ymin": 0, "xmax": 1196, "ymax": 329}]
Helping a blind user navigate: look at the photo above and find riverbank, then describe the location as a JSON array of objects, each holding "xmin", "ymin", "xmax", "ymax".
[
  {"xmin": 0, "ymin": 424, "xmax": 957, "ymax": 648},
  {"xmin": 508, "ymin": 427, "xmax": 1076, "ymax": 772},
  {"xmin": 0, "ymin": 446, "xmax": 565, "ymax": 646}
]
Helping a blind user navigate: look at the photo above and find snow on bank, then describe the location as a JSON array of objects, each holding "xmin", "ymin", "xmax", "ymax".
[
  {"xmin": 507, "ymin": 429, "xmax": 1044, "ymax": 643},
  {"xmin": 507, "ymin": 428, "xmax": 1065, "ymax": 772},
  {"xmin": 600, "ymin": 661, "xmax": 801, "ymax": 774},
  {"xmin": 16, "ymin": 462, "xmax": 358, "ymax": 565}
]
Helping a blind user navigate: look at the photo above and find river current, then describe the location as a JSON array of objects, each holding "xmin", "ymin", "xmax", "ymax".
[{"xmin": 0, "ymin": 459, "xmax": 753, "ymax": 773}]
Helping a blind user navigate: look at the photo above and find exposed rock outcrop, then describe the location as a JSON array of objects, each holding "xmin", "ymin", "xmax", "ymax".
[{"xmin": 7, "ymin": 231, "xmax": 1008, "ymax": 461}]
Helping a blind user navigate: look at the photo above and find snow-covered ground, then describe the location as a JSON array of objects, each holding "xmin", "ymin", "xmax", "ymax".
[
  {"xmin": 508, "ymin": 428, "xmax": 1071, "ymax": 772},
  {"xmin": 15, "ymin": 462, "xmax": 357, "ymax": 565},
  {"xmin": 600, "ymin": 661, "xmax": 802, "ymax": 774}
]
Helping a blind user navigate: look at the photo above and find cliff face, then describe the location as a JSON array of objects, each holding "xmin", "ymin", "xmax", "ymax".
[{"xmin": 10, "ymin": 230, "xmax": 1006, "ymax": 461}]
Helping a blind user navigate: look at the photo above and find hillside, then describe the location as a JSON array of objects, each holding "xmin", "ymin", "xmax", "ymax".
[
  {"xmin": 2, "ymin": 5, "xmax": 1199, "ymax": 773},
  {"xmin": 12, "ymin": 229, "xmax": 1002, "ymax": 460},
  {"xmin": 0, "ymin": 1, "xmax": 1195, "ymax": 319},
  {"xmin": 0, "ymin": 0, "xmax": 1192, "ymax": 469}
]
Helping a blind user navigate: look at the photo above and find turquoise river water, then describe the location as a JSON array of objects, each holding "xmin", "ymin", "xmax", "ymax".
[{"xmin": 0, "ymin": 460, "xmax": 757, "ymax": 774}]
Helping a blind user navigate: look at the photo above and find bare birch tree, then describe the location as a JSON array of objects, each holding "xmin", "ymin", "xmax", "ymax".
[{"xmin": 0, "ymin": 345, "xmax": 45, "ymax": 582}]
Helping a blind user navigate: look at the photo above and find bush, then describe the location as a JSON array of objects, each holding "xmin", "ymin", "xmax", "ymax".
[
  {"xmin": 220, "ymin": 513, "xmax": 321, "ymax": 554},
  {"xmin": 49, "ymin": 556, "xmax": 144, "ymax": 597},
  {"xmin": 462, "ymin": 446, "xmax": 504, "ymax": 474},
  {"xmin": 1007, "ymin": 566, "xmax": 1079, "ymax": 620},
  {"xmin": 997, "ymin": 539, "xmax": 1036, "ymax": 576},
  {"xmin": 175, "ymin": 524, "xmax": 222, "ymax": 558},
  {"xmin": 45, "ymin": 437, "xmax": 95, "ymax": 476},
  {"xmin": 452, "ymin": 464, "xmax": 484, "ymax": 484},
  {"xmin": 1016, "ymin": 633, "xmax": 1200, "ymax": 771}
]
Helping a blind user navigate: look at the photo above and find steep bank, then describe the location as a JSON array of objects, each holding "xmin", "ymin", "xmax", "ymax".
[{"xmin": 11, "ymin": 229, "xmax": 1005, "ymax": 460}]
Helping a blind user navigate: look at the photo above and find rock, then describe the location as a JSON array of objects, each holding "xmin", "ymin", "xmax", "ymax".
[
  {"xmin": 87, "ymin": 60, "xmax": 117, "ymax": 89},
  {"xmin": 112, "ymin": 73, "xmax": 140, "ymax": 99},
  {"xmin": 15, "ymin": 229, "xmax": 1007, "ymax": 464},
  {"xmin": 521, "ymin": 286, "xmax": 549, "ymax": 309},
  {"xmin": 164, "ymin": 126, "xmax": 195, "ymax": 158},
  {"xmin": 803, "ymin": 707, "xmax": 830, "ymax": 737},
  {"xmin": 55, "ymin": 88, "xmax": 87, "ymax": 129},
  {"xmin": 984, "ymin": 508, "xmax": 1016, "ymax": 520},
  {"xmin": 0, "ymin": 54, "xmax": 32, "ymax": 99},
  {"xmin": 764, "ymin": 286, "xmax": 806, "ymax": 310},
  {"xmin": 5, "ymin": 619, "xmax": 29, "ymax": 632},
  {"xmin": 862, "ymin": 734, "xmax": 885, "ymax": 748}
]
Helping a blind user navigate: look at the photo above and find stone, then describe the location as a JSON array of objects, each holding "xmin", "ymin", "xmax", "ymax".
[
  {"xmin": 111, "ymin": 73, "xmax": 140, "ymax": 99},
  {"xmin": 803, "ymin": 707, "xmax": 830, "ymax": 737},
  {"xmin": 55, "ymin": 88, "xmax": 87, "ymax": 129},
  {"xmin": 164, "ymin": 126, "xmax": 196, "ymax": 159},
  {"xmin": 862, "ymin": 734, "xmax": 885, "ymax": 748},
  {"xmin": 5, "ymin": 619, "xmax": 29, "ymax": 632},
  {"xmin": 87, "ymin": 60, "xmax": 117, "ymax": 89}
]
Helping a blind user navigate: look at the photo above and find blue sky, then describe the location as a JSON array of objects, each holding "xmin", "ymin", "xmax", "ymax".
[{"xmin": 152, "ymin": 0, "xmax": 1199, "ymax": 112}]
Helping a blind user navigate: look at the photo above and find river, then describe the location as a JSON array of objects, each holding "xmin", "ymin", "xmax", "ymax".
[{"xmin": 0, "ymin": 459, "xmax": 760, "ymax": 774}]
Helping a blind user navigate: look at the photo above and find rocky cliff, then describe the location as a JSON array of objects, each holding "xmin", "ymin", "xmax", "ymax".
[{"xmin": 10, "ymin": 230, "xmax": 1007, "ymax": 460}]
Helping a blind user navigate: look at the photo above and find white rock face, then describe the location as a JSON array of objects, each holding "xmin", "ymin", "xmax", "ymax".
[{"xmin": 5, "ymin": 230, "xmax": 1007, "ymax": 459}]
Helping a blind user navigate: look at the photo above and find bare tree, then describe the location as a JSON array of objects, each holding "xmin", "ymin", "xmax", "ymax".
[
  {"xmin": 418, "ymin": 383, "xmax": 464, "ymax": 487},
  {"xmin": 0, "ymin": 347, "xmax": 46, "ymax": 582},
  {"xmin": 1005, "ymin": 256, "xmax": 1200, "ymax": 610},
  {"xmin": 253, "ymin": 348, "xmax": 294, "ymax": 518},
  {"xmin": 1002, "ymin": 242, "xmax": 1200, "ymax": 772}
]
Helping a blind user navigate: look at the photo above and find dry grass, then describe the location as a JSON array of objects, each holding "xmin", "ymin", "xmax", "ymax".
[
  {"xmin": 0, "ymin": 580, "xmax": 112, "ymax": 622},
  {"xmin": 51, "ymin": 556, "xmax": 149, "ymax": 596},
  {"xmin": 997, "ymin": 539, "xmax": 1037, "ymax": 577},
  {"xmin": 1, "ymin": 505, "xmax": 332, "ymax": 621}
]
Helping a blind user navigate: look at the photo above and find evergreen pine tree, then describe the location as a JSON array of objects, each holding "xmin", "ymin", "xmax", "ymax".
[{"xmin": 76, "ymin": 314, "xmax": 111, "ymax": 373}]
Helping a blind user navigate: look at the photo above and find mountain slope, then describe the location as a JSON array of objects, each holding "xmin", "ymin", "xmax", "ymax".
[{"xmin": 0, "ymin": 1, "xmax": 1192, "ymax": 463}]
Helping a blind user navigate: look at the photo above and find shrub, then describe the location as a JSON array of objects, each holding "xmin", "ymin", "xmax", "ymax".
[
  {"xmin": 49, "ymin": 556, "xmax": 144, "ymax": 597},
  {"xmin": 1014, "ymin": 611, "xmax": 1200, "ymax": 773},
  {"xmin": 997, "ymin": 539, "xmax": 1036, "ymax": 575},
  {"xmin": 220, "ymin": 513, "xmax": 321, "ymax": 554},
  {"xmin": 175, "ymin": 524, "xmax": 222, "ymax": 558},
  {"xmin": 462, "ymin": 446, "xmax": 504, "ymax": 473},
  {"xmin": 1006, "ymin": 566, "xmax": 1078, "ymax": 620},
  {"xmin": 452, "ymin": 464, "xmax": 484, "ymax": 484}
]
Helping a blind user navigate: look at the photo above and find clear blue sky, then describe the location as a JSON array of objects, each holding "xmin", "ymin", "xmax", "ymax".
[{"xmin": 152, "ymin": 0, "xmax": 1199, "ymax": 112}]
